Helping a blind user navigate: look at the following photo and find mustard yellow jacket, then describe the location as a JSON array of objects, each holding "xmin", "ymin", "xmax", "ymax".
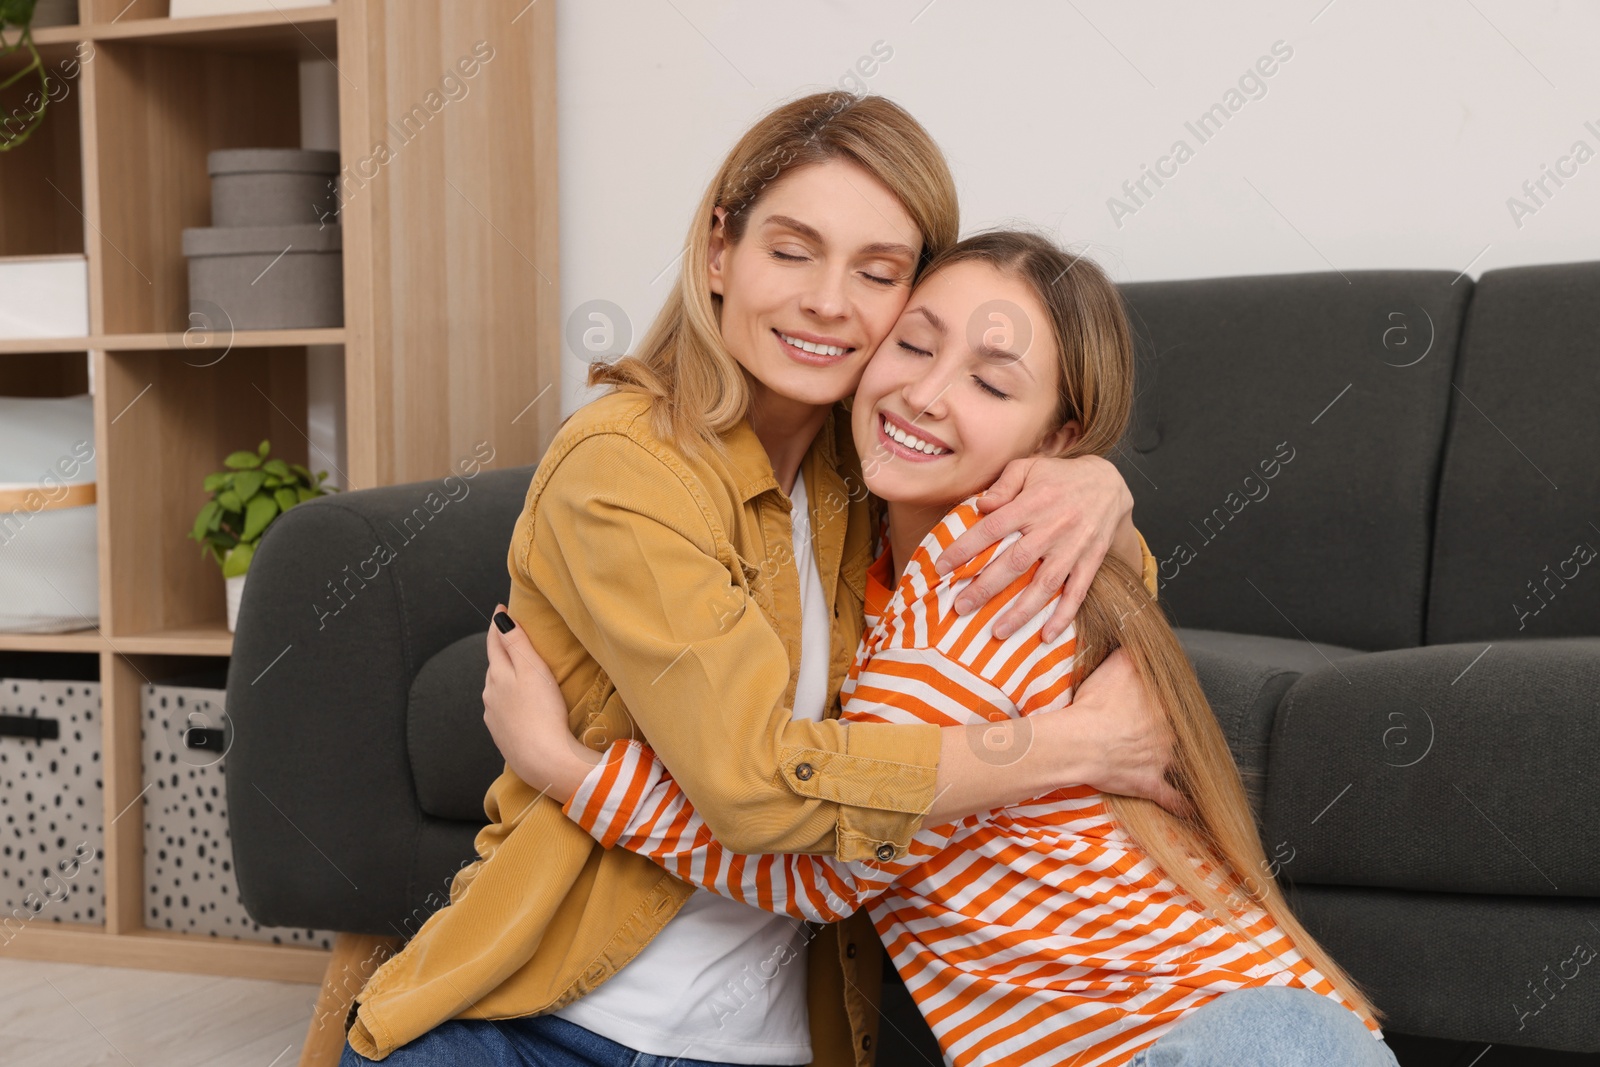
[{"xmin": 349, "ymin": 389, "xmax": 1160, "ymax": 1063}]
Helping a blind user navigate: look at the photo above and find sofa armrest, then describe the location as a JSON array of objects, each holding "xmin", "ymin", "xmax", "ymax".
[
  {"xmin": 1263, "ymin": 637, "xmax": 1600, "ymax": 896},
  {"xmin": 224, "ymin": 465, "xmax": 533, "ymax": 934}
]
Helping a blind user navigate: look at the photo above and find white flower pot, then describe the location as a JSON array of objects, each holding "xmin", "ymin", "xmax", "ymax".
[{"xmin": 225, "ymin": 573, "xmax": 247, "ymax": 633}]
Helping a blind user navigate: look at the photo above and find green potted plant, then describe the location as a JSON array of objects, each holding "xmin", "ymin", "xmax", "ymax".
[{"xmin": 189, "ymin": 439, "xmax": 338, "ymax": 631}]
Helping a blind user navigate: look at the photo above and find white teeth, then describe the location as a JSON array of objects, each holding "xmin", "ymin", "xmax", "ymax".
[
  {"xmin": 779, "ymin": 332, "xmax": 848, "ymax": 357},
  {"xmin": 881, "ymin": 414, "xmax": 950, "ymax": 456}
]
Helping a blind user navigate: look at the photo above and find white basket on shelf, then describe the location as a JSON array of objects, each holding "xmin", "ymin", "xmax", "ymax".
[{"xmin": 0, "ymin": 395, "xmax": 99, "ymax": 635}]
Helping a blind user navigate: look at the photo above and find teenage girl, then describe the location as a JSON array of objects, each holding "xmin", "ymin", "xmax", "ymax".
[{"xmin": 487, "ymin": 231, "xmax": 1399, "ymax": 1067}]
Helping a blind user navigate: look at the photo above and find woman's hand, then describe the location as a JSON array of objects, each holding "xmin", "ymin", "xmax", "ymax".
[
  {"xmin": 935, "ymin": 454, "xmax": 1137, "ymax": 642},
  {"xmin": 1059, "ymin": 647, "xmax": 1188, "ymax": 817},
  {"xmin": 483, "ymin": 602, "xmax": 599, "ymax": 802}
]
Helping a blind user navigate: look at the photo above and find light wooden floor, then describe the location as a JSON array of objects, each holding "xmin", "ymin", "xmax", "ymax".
[{"xmin": 0, "ymin": 957, "xmax": 317, "ymax": 1066}]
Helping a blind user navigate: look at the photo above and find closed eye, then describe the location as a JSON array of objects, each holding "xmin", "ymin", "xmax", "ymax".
[
  {"xmin": 974, "ymin": 376, "xmax": 1010, "ymax": 400},
  {"xmin": 897, "ymin": 340, "xmax": 931, "ymax": 357}
]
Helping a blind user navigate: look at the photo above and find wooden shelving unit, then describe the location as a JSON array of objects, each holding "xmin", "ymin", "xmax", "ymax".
[{"xmin": 0, "ymin": 0, "xmax": 559, "ymax": 987}]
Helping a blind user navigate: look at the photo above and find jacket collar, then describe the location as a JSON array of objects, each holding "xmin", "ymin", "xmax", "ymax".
[{"xmin": 722, "ymin": 402, "xmax": 843, "ymax": 504}]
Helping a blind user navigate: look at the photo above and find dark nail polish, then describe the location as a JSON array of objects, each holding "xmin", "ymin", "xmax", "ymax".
[{"xmin": 494, "ymin": 611, "xmax": 515, "ymax": 633}]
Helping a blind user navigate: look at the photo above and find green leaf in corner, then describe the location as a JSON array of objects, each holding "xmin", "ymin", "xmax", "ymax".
[
  {"xmin": 191, "ymin": 500, "xmax": 220, "ymax": 542},
  {"xmin": 217, "ymin": 489, "xmax": 242, "ymax": 512},
  {"xmin": 274, "ymin": 487, "xmax": 298, "ymax": 513},
  {"xmin": 222, "ymin": 541, "xmax": 255, "ymax": 578},
  {"xmin": 223, "ymin": 450, "xmax": 262, "ymax": 470},
  {"xmin": 203, "ymin": 472, "xmax": 227, "ymax": 494},
  {"xmin": 262, "ymin": 458, "xmax": 291, "ymax": 479},
  {"xmin": 296, "ymin": 486, "xmax": 316, "ymax": 503},
  {"xmin": 232, "ymin": 469, "xmax": 265, "ymax": 503},
  {"xmin": 241, "ymin": 494, "xmax": 279, "ymax": 542},
  {"xmin": 258, "ymin": 439, "xmax": 271, "ymax": 457}
]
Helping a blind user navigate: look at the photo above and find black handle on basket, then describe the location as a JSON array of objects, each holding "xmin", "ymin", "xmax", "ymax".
[
  {"xmin": 183, "ymin": 727, "xmax": 227, "ymax": 751},
  {"xmin": 0, "ymin": 714, "xmax": 59, "ymax": 741}
]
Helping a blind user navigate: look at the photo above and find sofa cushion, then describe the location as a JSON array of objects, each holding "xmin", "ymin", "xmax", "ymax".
[
  {"xmin": 1286, "ymin": 883, "xmax": 1600, "ymax": 1053},
  {"xmin": 1427, "ymin": 259, "xmax": 1600, "ymax": 644},
  {"xmin": 1115, "ymin": 269, "xmax": 1472, "ymax": 651},
  {"xmin": 1176, "ymin": 627, "xmax": 1362, "ymax": 823},
  {"xmin": 1262, "ymin": 637, "xmax": 1600, "ymax": 895},
  {"xmin": 408, "ymin": 632, "xmax": 507, "ymax": 822}
]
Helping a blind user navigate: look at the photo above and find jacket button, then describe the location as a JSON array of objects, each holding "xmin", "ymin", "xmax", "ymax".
[
  {"xmin": 862, "ymin": 1035, "xmax": 873, "ymax": 1050},
  {"xmin": 875, "ymin": 844, "xmax": 894, "ymax": 862},
  {"xmin": 846, "ymin": 942, "xmax": 857, "ymax": 958},
  {"xmin": 794, "ymin": 762, "xmax": 815, "ymax": 781}
]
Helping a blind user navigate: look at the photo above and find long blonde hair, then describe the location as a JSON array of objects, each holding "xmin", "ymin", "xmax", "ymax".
[
  {"xmin": 589, "ymin": 91, "xmax": 960, "ymax": 460},
  {"xmin": 922, "ymin": 230, "xmax": 1384, "ymax": 1026}
]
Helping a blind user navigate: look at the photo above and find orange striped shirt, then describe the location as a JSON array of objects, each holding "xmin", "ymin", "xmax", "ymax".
[{"xmin": 564, "ymin": 495, "xmax": 1384, "ymax": 1066}]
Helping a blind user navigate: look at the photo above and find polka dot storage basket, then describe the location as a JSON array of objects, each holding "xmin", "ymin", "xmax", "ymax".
[
  {"xmin": 0, "ymin": 676, "xmax": 105, "ymax": 927},
  {"xmin": 141, "ymin": 678, "xmax": 335, "ymax": 949}
]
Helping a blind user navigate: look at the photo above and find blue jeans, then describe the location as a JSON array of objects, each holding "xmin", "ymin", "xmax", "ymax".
[
  {"xmin": 1129, "ymin": 985, "xmax": 1400, "ymax": 1066},
  {"xmin": 338, "ymin": 1012, "xmax": 775, "ymax": 1067}
]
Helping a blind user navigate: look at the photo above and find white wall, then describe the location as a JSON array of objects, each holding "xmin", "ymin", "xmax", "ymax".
[{"xmin": 556, "ymin": 0, "xmax": 1599, "ymax": 415}]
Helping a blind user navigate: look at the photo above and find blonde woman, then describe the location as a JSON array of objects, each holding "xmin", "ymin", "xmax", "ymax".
[
  {"xmin": 343, "ymin": 93, "xmax": 1178, "ymax": 1066},
  {"xmin": 489, "ymin": 232, "xmax": 1395, "ymax": 1067}
]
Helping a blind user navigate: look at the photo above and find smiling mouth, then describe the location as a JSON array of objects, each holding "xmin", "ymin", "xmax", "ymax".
[
  {"xmin": 775, "ymin": 329, "xmax": 853, "ymax": 361},
  {"xmin": 879, "ymin": 412, "xmax": 952, "ymax": 458}
]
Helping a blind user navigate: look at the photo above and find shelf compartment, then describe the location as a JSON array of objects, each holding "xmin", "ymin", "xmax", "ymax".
[
  {"xmin": 0, "ymin": 328, "xmax": 343, "ymax": 353},
  {"xmin": 60, "ymin": 1, "xmax": 336, "ymax": 57},
  {"xmin": 0, "ymin": 38, "xmax": 88, "ymax": 257},
  {"xmin": 0, "ymin": 348, "xmax": 88, "ymax": 392},
  {"xmin": 87, "ymin": 37, "xmax": 305, "ymax": 336},
  {"xmin": 96, "ymin": 346, "xmax": 308, "ymax": 639}
]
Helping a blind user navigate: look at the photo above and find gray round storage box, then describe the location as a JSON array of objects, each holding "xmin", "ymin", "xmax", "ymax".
[
  {"xmin": 208, "ymin": 148, "xmax": 340, "ymax": 229},
  {"xmin": 182, "ymin": 223, "xmax": 343, "ymax": 330}
]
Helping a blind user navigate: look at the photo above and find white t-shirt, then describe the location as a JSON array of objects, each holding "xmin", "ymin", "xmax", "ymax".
[{"xmin": 551, "ymin": 470, "xmax": 831, "ymax": 1064}]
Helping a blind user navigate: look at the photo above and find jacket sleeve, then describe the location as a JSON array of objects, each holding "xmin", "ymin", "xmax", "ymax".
[
  {"xmin": 520, "ymin": 431, "xmax": 942, "ymax": 862},
  {"xmin": 1137, "ymin": 527, "xmax": 1159, "ymax": 601},
  {"xmin": 562, "ymin": 740, "xmax": 966, "ymax": 921}
]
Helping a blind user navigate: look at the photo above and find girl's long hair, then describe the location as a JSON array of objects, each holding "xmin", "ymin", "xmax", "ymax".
[
  {"xmin": 921, "ymin": 230, "xmax": 1384, "ymax": 1027},
  {"xmin": 589, "ymin": 91, "xmax": 960, "ymax": 461}
]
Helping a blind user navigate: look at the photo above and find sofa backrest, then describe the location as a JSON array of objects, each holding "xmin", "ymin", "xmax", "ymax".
[
  {"xmin": 1426, "ymin": 260, "xmax": 1600, "ymax": 644},
  {"xmin": 1113, "ymin": 269, "xmax": 1472, "ymax": 651}
]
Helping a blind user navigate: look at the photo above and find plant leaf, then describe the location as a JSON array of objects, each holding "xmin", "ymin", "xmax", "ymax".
[
  {"xmin": 203, "ymin": 472, "xmax": 226, "ymax": 494},
  {"xmin": 262, "ymin": 458, "xmax": 291, "ymax": 479},
  {"xmin": 190, "ymin": 500, "xmax": 219, "ymax": 542},
  {"xmin": 232, "ymin": 469, "xmax": 265, "ymax": 502},
  {"xmin": 223, "ymin": 450, "xmax": 261, "ymax": 470},
  {"xmin": 257, "ymin": 438, "xmax": 271, "ymax": 457},
  {"xmin": 274, "ymin": 487, "xmax": 298, "ymax": 513},
  {"xmin": 241, "ymin": 494, "xmax": 278, "ymax": 542},
  {"xmin": 296, "ymin": 486, "xmax": 316, "ymax": 503},
  {"xmin": 222, "ymin": 541, "xmax": 255, "ymax": 578},
  {"xmin": 217, "ymin": 489, "xmax": 242, "ymax": 512}
]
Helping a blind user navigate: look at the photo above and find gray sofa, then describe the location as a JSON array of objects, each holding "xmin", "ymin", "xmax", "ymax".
[{"xmin": 225, "ymin": 260, "xmax": 1600, "ymax": 1064}]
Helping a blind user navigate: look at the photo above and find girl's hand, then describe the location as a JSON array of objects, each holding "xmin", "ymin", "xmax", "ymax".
[
  {"xmin": 483, "ymin": 602, "xmax": 599, "ymax": 801},
  {"xmin": 936, "ymin": 454, "xmax": 1136, "ymax": 642}
]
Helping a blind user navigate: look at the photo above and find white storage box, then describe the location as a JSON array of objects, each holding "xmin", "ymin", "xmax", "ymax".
[
  {"xmin": 169, "ymin": 0, "xmax": 330, "ymax": 16},
  {"xmin": 0, "ymin": 395, "xmax": 100, "ymax": 634},
  {"xmin": 0, "ymin": 677, "xmax": 105, "ymax": 925},
  {"xmin": 0, "ymin": 254, "xmax": 89, "ymax": 339},
  {"xmin": 141, "ymin": 681, "xmax": 335, "ymax": 948}
]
